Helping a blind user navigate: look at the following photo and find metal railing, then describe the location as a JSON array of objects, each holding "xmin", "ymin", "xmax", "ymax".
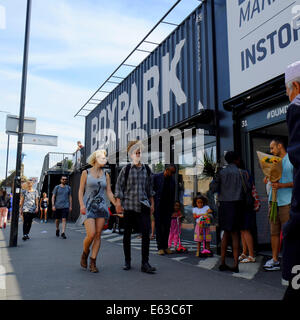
[{"xmin": 37, "ymin": 152, "xmax": 75, "ymax": 193}]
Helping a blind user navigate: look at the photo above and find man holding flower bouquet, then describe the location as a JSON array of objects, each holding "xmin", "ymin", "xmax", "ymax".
[{"xmin": 263, "ymin": 138, "xmax": 293, "ymax": 271}]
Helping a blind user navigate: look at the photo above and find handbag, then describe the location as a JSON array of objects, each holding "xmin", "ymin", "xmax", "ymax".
[{"xmin": 239, "ymin": 170, "xmax": 255, "ymax": 209}]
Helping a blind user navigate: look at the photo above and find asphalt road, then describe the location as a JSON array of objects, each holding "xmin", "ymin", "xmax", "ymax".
[{"xmin": 0, "ymin": 219, "xmax": 286, "ymax": 300}]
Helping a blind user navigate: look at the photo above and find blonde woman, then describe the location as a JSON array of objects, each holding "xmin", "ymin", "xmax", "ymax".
[
  {"xmin": 20, "ymin": 180, "xmax": 39, "ymax": 241},
  {"xmin": 78, "ymin": 149, "xmax": 116, "ymax": 273}
]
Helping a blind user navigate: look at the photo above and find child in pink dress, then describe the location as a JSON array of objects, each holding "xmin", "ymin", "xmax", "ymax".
[
  {"xmin": 168, "ymin": 201, "xmax": 183, "ymax": 251},
  {"xmin": 193, "ymin": 195, "xmax": 213, "ymax": 257}
]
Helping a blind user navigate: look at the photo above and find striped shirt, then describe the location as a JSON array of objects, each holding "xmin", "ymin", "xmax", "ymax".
[{"xmin": 115, "ymin": 163, "xmax": 155, "ymax": 213}]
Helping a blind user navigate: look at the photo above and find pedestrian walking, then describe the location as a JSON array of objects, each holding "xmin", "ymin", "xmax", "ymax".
[
  {"xmin": 153, "ymin": 164, "xmax": 176, "ymax": 255},
  {"xmin": 19, "ymin": 180, "xmax": 39, "ymax": 240},
  {"xmin": 282, "ymin": 61, "xmax": 300, "ymax": 300},
  {"xmin": 39, "ymin": 192, "xmax": 48, "ymax": 223},
  {"xmin": 52, "ymin": 175, "xmax": 72, "ymax": 239},
  {"xmin": 263, "ymin": 138, "xmax": 293, "ymax": 271},
  {"xmin": 115, "ymin": 140, "xmax": 156, "ymax": 273},
  {"xmin": 7, "ymin": 193, "xmax": 13, "ymax": 222},
  {"xmin": 193, "ymin": 195, "xmax": 213, "ymax": 257},
  {"xmin": 210, "ymin": 151, "xmax": 250, "ymax": 273},
  {"xmin": 78, "ymin": 149, "xmax": 117, "ymax": 273},
  {"xmin": 168, "ymin": 201, "xmax": 183, "ymax": 251},
  {"xmin": 239, "ymin": 161, "xmax": 260, "ymax": 263},
  {"xmin": 0, "ymin": 189, "xmax": 10, "ymax": 229}
]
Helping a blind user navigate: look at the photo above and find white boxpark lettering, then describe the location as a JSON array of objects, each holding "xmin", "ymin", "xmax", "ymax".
[
  {"xmin": 291, "ymin": 265, "xmax": 300, "ymax": 290},
  {"xmin": 90, "ymin": 38, "xmax": 191, "ymax": 163},
  {"xmin": 143, "ymin": 65, "xmax": 160, "ymax": 125},
  {"xmin": 162, "ymin": 39, "xmax": 187, "ymax": 115}
]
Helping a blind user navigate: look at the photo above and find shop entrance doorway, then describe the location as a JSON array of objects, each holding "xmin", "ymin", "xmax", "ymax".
[{"xmin": 250, "ymin": 122, "xmax": 288, "ymax": 247}]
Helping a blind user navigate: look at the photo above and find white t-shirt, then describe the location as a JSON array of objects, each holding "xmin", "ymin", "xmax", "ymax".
[{"xmin": 193, "ymin": 205, "xmax": 210, "ymax": 223}]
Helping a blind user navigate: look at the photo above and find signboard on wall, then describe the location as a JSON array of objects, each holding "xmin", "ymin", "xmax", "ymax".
[
  {"xmin": 6, "ymin": 114, "xmax": 36, "ymax": 135},
  {"xmin": 23, "ymin": 133, "xmax": 58, "ymax": 146},
  {"xmin": 227, "ymin": 0, "xmax": 300, "ymax": 98}
]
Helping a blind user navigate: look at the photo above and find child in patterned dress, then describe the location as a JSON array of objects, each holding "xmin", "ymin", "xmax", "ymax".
[
  {"xmin": 193, "ymin": 195, "xmax": 213, "ymax": 257},
  {"xmin": 168, "ymin": 201, "xmax": 183, "ymax": 251}
]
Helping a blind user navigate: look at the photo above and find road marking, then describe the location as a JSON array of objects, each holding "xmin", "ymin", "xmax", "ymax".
[
  {"xmin": 171, "ymin": 257, "xmax": 188, "ymax": 262},
  {"xmin": 232, "ymin": 256, "xmax": 263, "ymax": 280},
  {"xmin": 196, "ymin": 257, "xmax": 219, "ymax": 270},
  {"xmin": 101, "ymin": 233, "xmax": 119, "ymax": 239},
  {"xmin": 106, "ymin": 235, "xmax": 124, "ymax": 242}
]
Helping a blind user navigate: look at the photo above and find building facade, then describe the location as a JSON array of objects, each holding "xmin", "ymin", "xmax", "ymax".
[{"xmin": 80, "ymin": 0, "xmax": 300, "ymax": 248}]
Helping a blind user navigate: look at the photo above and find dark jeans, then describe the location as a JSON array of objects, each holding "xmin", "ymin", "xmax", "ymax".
[
  {"xmin": 23, "ymin": 212, "xmax": 36, "ymax": 235},
  {"xmin": 155, "ymin": 215, "xmax": 171, "ymax": 250},
  {"xmin": 123, "ymin": 208, "xmax": 151, "ymax": 265}
]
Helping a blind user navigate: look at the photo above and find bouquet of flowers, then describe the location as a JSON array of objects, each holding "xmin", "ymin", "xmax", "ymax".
[{"xmin": 257, "ymin": 151, "xmax": 282, "ymax": 223}]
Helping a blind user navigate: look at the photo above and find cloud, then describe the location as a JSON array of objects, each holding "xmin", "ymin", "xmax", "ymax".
[
  {"xmin": 0, "ymin": 68, "xmax": 87, "ymax": 179},
  {"xmin": 0, "ymin": 0, "xmax": 202, "ymax": 181}
]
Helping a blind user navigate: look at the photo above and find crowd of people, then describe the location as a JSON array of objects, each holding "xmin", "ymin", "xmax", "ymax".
[{"xmin": 2, "ymin": 60, "xmax": 299, "ymax": 300}]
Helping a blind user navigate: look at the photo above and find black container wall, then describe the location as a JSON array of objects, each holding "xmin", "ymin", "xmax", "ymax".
[
  {"xmin": 212, "ymin": 0, "xmax": 231, "ymax": 159},
  {"xmin": 69, "ymin": 171, "xmax": 81, "ymax": 222},
  {"xmin": 84, "ymin": 3, "xmax": 216, "ymax": 159}
]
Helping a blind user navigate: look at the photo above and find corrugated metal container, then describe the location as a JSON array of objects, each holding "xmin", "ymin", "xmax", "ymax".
[{"xmin": 85, "ymin": 3, "xmax": 215, "ymax": 158}]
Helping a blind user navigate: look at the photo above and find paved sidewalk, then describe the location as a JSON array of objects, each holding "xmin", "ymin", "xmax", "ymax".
[{"xmin": 0, "ymin": 219, "xmax": 286, "ymax": 300}]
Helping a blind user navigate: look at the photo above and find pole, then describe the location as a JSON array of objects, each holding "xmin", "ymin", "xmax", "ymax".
[
  {"xmin": 9, "ymin": 0, "xmax": 32, "ymax": 247},
  {"xmin": 5, "ymin": 134, "xmax": 10, "ymax": 182}
]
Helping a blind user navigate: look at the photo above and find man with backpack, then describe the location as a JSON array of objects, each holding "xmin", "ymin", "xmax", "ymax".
[{"xmin": 115, "ymin": 140, "xmax": 156, "ymax": 274}]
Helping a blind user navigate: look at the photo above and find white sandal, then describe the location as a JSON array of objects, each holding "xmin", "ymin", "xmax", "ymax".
[
  {"xmin": 238, "ymin": 253, "xmax": 247, "ymax": 261},
  {"xmin": 240, "ymin": 256, "xmax": 256, "ymax": 263}
]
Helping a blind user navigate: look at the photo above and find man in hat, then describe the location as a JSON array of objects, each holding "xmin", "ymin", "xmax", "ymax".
[{"xmin": 282, "ymin": 60, "xmax": 300, "ymax": 300}]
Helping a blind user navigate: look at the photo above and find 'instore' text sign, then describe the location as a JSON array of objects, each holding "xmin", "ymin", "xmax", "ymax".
[{"xmin": 227, "ymin": 0, "xmax": 300, "ymax": 98}]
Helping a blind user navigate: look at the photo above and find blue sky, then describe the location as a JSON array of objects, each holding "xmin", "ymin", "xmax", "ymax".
[{"xmin": 0, "ymin": 0, "xmax": 202, "ymax": 181}]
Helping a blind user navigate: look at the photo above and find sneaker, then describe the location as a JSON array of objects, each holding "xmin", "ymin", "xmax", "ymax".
[
  {"xmin": 263, "ymin": 258, "xmax": 280, "ymax": 271},
  {"xmin": 102, "ymin": 229, "xmax": 113, "ymax": 234},
  {"xmin": 158, "ymin": 249, "xmax": 165, "ymax": 255},
  {"xmin": 26, "ymin": 234, "xmax": 30, "ymax": 240},
  {"xmin": 44, "ymin": 220, "xmax": 47, "ymax": 223},
  {"xmin": 40, "ymin": 220, "xmax": 43, "ymax": 223},
  {"xmin": 22, "ymin": 235, "xmax": 27, "ymax": 241},
  {"xmin": 61, "ymin": 233, "xmax": 67, "ymax": 239},
  {"xmin": 56, "ymin": 229, "xmax": 60, "ymax": 237},
  {"xmin": 3, "ymin": 222, "xmax": 6, "ymax": 229}
]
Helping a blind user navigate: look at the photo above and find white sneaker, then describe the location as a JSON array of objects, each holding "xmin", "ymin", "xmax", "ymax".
[
  {"xmin": 263, "ymin": 258, "xmax": 280, "ymax": 271},
  {"xmin": 102, "ymin": 229, "xmax": 113, "ymax": 234}
]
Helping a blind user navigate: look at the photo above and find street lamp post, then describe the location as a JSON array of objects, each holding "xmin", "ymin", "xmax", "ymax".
[{"xmin": 9, "ymin": 0, "xmax": 32, "ymax": 247}]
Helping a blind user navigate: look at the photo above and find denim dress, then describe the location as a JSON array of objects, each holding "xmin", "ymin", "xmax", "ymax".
[{"xmin": 83, "ymin": 169, "xmax": 109, "ymax": 220}]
